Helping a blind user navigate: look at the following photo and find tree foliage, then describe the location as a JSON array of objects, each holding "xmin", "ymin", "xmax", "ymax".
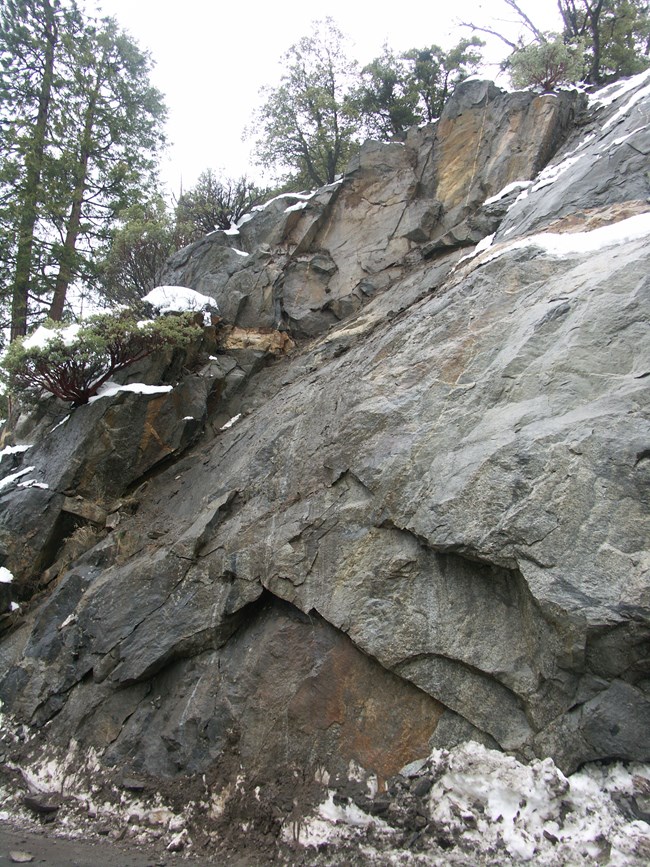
[
  {"xmin": 252, "ymin": 18, "xmax": 361, "ymax": 188},
  {"xmin": 0, "ymin": 0, "xmax": 166, "ymax": 340},
  {"xmin": 403, "ymin": 39, "xmax": 485, "ymax": 123},
  {"xmin": 175, "ymin": 170, "xmax": 269, "ymax": 235},
  {"xmin": 464, "ymin": 0, "xmax": 650, "ymax": 88},
  {"xmin": 558, "ymin": 0, "xmax": 650, "ymax": 83},
  {"xmin": 354, "ymin": 47, "xmax": 420, "ymax": 139},
  {"xmin": 253, "ymin": 22, "xmax": 485, "ymax": 183},
  {"xmin": 1, "ymin": 310, "xmax": 202, "ymax": 406},
  {"xmin": 98, "ymin": 198, "xmax": 180, "ymax": 305},
  {"xmin": 509, "ymin": 33, "xmax": 587, "ymax": 89},
  {"xmin": 354, "ymin": 39, "xmax": 484, "ymax": 139}
]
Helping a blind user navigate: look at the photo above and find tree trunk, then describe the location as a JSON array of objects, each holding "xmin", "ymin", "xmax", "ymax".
[
  {"xmin": 48, "ymin": 76, "xmax": 100, "ymax": 320},
  {"xmin": 10, "ymin": 0, "xmax": 57, "ymax": 341}
]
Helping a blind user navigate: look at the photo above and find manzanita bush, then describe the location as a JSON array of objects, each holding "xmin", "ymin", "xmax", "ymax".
[{"xmin": 2, "ymin": 310, "xmax": 203, "ymax": 406}]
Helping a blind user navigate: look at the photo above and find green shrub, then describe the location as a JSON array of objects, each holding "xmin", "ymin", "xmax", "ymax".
[
  {"xmin": 509, "ymin": 36, "xmax": 586, "ymax": 91},
  {"xmin": 1, "ymin": 310, "xmax": 203, "ymax": 407}
]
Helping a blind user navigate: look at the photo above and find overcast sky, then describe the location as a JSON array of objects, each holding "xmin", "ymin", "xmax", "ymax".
[{"xmin": 88, "ymin": 0, "xmax": 562, "ymax": 196}]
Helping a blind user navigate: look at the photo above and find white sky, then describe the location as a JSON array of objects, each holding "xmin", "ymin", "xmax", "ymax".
[{"xmin": 88, "ymin": 1, "xmax": 562, "ymax": 196}]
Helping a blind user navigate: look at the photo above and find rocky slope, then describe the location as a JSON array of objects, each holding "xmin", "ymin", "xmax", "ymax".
[{"xmin": 1, "ymin": 73, "xmax": 649, "ymax": 860}]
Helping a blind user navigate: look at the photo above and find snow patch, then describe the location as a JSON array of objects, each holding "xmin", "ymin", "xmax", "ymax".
[
  {"xmin": 17, "ymin": 479, "xmax": 49, "ymax": 490},
  {"xmin": 220, "ymin": 413, "xmax": 241, "ymax": 431},
  {"xmin": 590, "ymin": 68, "xmax": 650, "ymax": 109},
  {"xmin": 143, "ymin": 285, "xmax": 218, "ymax": 314},
  {"xmin": 0, "ymin": 466, "xmax": 36, "ymax": 491},
  {"xmin": 478, "ymin": 212, "xmax": 650, "ymax": 268},
  {"xmin": 531, "ymin": 152, "xmax": 585, "ymax": 192},
  {"xmin": 230, "ymin": 247, "xmax": 249, "ymax": 257},
  {"xmin": 88, "ymin": 382, "xmax": 173, "ymax": 403},
  {"xmin": 483, "ymin": 181, "xmax": 532, "ymax": 206},
  {"xmin": 0, "ymin": 444, "xmax": 31, "ymax": 462},
  {"xmin": 603, "ymin": 77, "xmax": 650, "ymax": 130},
  {"xmin": 49, "ymin": 415, "xmax": 70, "ymax": 433},
  {"xmin": 458, "ymin": 232, "xmax": 496, "ymax": 265},
  {"xmin": 0, "ymin": 567, "xmax": 13, "ymax": 584},
  {"xmin": 284, "ymin": 200, "xmax": 309, "ymax": 213},
  {"xmin": 22, "ymin": 323, "xmax": 81, "ymax": 350},
  {"xmin": 282, "ymin": 791, "xmax": 393, "ymax": 848},
  {"xmin": 253, "ymin": 190, "xmax": 315, "ymax": 213},
  {"xmin": 605, "ymin": 124, "xmax": 650, "ymax": 149}
]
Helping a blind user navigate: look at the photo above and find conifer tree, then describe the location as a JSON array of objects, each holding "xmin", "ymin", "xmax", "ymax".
[{"xmin": 0, "ymin": 1, "xmax": 166, "ymax": 339}]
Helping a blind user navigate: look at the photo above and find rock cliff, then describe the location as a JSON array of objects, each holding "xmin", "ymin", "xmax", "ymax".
[{"xmin": 1, "ymin": 74, "xmax": 649, "ymax": 858}]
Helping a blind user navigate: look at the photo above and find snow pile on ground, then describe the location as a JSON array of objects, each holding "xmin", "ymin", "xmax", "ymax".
[
  {"xmin": 425, "ymin": 743, "xmax": 650, "ymax": 864},
  {"xmin": 290, "ymin": 743, "xmax": 650, "ymax": 865}
]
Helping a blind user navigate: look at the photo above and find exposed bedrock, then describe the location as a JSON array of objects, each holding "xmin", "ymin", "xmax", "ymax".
[{"xmin": 1, "ymin": 75, "xmax": 649, "ymax": 789}]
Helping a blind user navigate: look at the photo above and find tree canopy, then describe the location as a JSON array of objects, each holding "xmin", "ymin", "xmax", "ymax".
[
  {"xmin": 251, "ymin": 20, "xmax": 486, "ymax": 187},
  {"xmin": 353, "ymin": 38, "xmax": 484, "ymax": 139},
  {"xmin": 252, "ymin": 18, "xmax": 361, "ymax": 188},
  {"xmin": 463, "ymin": 0, "xmax": 650, "ymax": 88},
  {"xmin": 1, "ymin": 309, "xmax": 202, "ymax": 405},
  {"xmin": 175, "ymin": 170, "xmax": 269, "ymax": 236},
  {"xmin": 0, "ymin": 0, "xmax": 166, "ymax": 342}
]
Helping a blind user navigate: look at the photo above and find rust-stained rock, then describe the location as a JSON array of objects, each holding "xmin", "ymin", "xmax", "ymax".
[{"xmin": 216, "ymin": 325, "xmax": 295, "ymax": 354}]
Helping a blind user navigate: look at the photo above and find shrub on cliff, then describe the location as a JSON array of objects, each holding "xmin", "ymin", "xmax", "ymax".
[
  {"xmin": 509, "ymin": 36, "xmax": 587, "ymax": 91},
  {"xmin": 1, "ymin": 310, "xmax": 202, "ymax": 407}
]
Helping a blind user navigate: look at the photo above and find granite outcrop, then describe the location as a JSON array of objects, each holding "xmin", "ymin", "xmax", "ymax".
[{"xmin": 1, "ymin": 75, "xmax": 649, "ymax": 846}]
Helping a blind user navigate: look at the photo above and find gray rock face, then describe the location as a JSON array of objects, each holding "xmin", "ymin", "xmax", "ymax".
[
  {"xmin": 1, "ymin": 74, "xmax": 649, "ymax": 814},
  {"xmin": 160, "ymin": 82, "xmax": 585, "ymax": 338}
]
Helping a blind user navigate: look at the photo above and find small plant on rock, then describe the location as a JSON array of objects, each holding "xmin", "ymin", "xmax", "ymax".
[{"xmin": 1, "ymin": 310, "xmax": 203, "ymax": 407}]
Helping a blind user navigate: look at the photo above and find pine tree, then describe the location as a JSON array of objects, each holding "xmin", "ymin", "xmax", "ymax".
[
  {"xmin": 0, "ymin": 0, "xmax": 75, "ymax": 340},
  {"xmin": 0, "ymin": 1, "xmax": 166, "ymax": 340},
  {"xmin": 47, "ymin": 17, "xmax": 166, "ymax": 320}
]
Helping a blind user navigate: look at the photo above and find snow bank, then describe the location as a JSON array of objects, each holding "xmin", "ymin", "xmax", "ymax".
[
  {"xmin": 291, "ymin": 742, "xmax": 650, "ymax": 864},
  {"xmin": 426, "ymin": 743, "xmax": 650, "ymax": 864}
]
